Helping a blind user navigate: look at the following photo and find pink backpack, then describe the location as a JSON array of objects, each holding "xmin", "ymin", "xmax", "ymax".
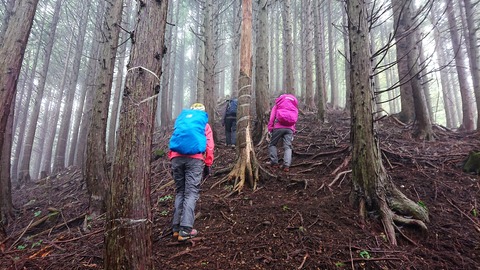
[{"xmin": 275, "ymin": 94, "xmax": 298, "ymax": 126}]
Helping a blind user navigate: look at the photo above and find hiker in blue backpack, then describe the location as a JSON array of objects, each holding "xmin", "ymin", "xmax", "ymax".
[
  {"xmin": 222, "ymin": 98, "xmax": 237, "ymax": 147},
  {"xmin": 267, "ymin": 94, "xmax": 298, "ymax": 172},
  {"xmin": 168, "ymin": 103, "xmax": 215, "ymax": 242}
]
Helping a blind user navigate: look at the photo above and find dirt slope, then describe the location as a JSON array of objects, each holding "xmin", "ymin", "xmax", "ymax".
[{"xmin": 1, "ymin": 111, "xmax": 479, "ymax": 269}]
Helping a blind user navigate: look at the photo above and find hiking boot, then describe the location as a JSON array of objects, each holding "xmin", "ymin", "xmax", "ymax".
[
  {"xmin": 172, "ymin": 231, "xmax": 179, "ymax": 240},
  {"xmin": 266, "ymin": 161, "xmax": 279, "ymax": 169},
  {"xmin": 178, "ymin": 229, "xmax": 198, "ymax": 242}
]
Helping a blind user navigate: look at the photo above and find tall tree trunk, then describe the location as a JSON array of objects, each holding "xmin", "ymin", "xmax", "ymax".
[
  {"xmin": 38, "ymin": 30, "xmax": 74, "ymax": 177},
  {"xmin": 392, "ymin": 0, "xmax": 415, "ymax": 123},
  {"xmin": 1, "ymin": 102, "xmax": 14, "ymax": 226},
  {"xmin": 175, "ymin": 37, "xmax": 186, "ymax": 113},
  {"xmin": 348, "ymin": 0, "xmax": 428, "ymax": 246},
  {"xmin": 304, "ymin": 0, "xmax": 315, "ymax": 110},
  {"xmin": 342, "ymin": 8, "xmax": 351, "ymax": 112},
  {"xmin": 253, "ymin": 0, "xmax": 270, "ymax": 143},
  {"xmin": 462, "ymin": 0, "xmax": 480, "ymax": 130},
  {"xmin": 313, "ymin": 0, "xmax": 326, "ymax": 122},
  {"xmin": 231, "ymin": 0, "xmax": 241, "ymax": 97},
  {"xmin": 195, "ymin": 0, "xmax": 206, "ymax": 104},
  {"xmin": 0, "ymin": 0, "xmax": 16, "ymax": 43},
  {"xmin": 402, "ymin": 3, "xmax": 433, "ymax": 140},
  {"xmin": 104, "ymin": 1, "xmax": 168, "ymax": 268},
  {"xmin": 11, "ymin": 12, "xmax": 47, "ymax": 182},
  {"xmin": 222, "ymin": 0, "xmax": 267, "ymax": 193},
  {"xmin": 189, "ymin": 0, "xmax": 201, "ymax": 105},
  {"xmin": 0, "ymin": 0, "xmax": 39, "ymax": 240},
  {"xmin": 274, "ymin": 5, "xmax": 281, "ymax": 93},
  {"xmin": 18, "ymin": 0, "xmax": 62, "ymax": 184},
  {"xmin": 53, "ymin": 0, "xmax": 92, "ymax": 172},
  {"xmin": 168, "ymin": 0, "xmax": 180, "ymax": 118},
  {"xmin": 204, "ymin": 0, "xmax": 217, "ymax": 139},
  {"xmin": 418, "ymin": 33, "xmax": 433, "ymax": 121},
  {"xmin": 282, "ymin": 0, "xmax": 295, "ymax": 94},
  {"xmin": 327, "ymin": 0, "xmax": 337, "ymax": 108},
  {"xmin": 159, "ymin": 1, "xmax": 174, "ymax": 129},
  {"xmin": 446, "ymin": 0, "xmax": 475, "ymax": 131},
  {"xmin": 107, "ymin": 0, "xmax": 133, "ymax": 162},
  {"xmin": 72, "ymin": 0, "xmax": 106, "ymax": 168},
  {"xmin": 85, "ymin": 0, "xmax": 124, "ymax": 214}
]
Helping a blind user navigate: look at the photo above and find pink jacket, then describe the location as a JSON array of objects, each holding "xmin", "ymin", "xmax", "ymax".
[
  {"xmin": 268, "ymin": 94, "xmax": 298, "ymax": 132},
  {"xmin": 168, "ymin": 123, "xmax": 215, "ymax": 166}
]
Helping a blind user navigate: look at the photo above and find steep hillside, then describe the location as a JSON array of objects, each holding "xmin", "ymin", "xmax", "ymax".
[{"xmin": 1, "ymin": 110, "xmax": 479, "ymax": 269}]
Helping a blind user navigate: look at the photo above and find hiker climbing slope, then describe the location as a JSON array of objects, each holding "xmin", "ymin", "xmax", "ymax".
[
  {"xmin": 168, "ymin": 103, "xmax": 215, "ymax": 241},
  {"xmin": 267, "ymin": 94, "xmax": 298, "ymax": 172}
]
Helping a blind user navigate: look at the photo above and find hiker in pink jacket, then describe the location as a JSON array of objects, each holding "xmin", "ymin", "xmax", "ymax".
[{"xmin": 267, "ymin": 94, "xmax": 298, "ymax": 172}]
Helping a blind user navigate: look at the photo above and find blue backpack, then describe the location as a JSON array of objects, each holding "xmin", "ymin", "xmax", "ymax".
[
  {"xmin": 226, "ymin": 99, "xmax": 238, "ymax": 116},
  {"xmin": 169, "ymin": 109, "xmax": 208, "ymax": 155}
]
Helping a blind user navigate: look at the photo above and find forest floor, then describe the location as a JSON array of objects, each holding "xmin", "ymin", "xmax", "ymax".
[{"xmin": 1, "ymin": 109, "xmax": 479, "ymax": 270}]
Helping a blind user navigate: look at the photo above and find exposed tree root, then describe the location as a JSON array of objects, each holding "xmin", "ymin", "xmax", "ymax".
[
  {"xmin": 210, "ymin": 126, "xmax": 257, "ymax": 194},
  {"xmin": 376, "ymin": 183, "xmax": 429, "ymax": 246}
]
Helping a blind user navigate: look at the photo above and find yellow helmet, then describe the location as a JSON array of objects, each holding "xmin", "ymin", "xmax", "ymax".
[{"xmin": 190, "ymin": 103, "xmax": 205, "ymax": 111}]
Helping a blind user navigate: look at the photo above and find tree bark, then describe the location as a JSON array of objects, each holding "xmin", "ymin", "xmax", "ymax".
[
  {"xmin": 0, "ymin": 0, "xmax": 16, "ymax": 43},
  {"xmin": 223, "ymin": 0, "xmax": 263, "ymax": 193},
  {"xmin": 253, "ymin": 0, "xmax": 270, "ymax": 143},
  {"xmin": 72, "ymin": 0, "xmax": 106, "ymax": 168},
  {"xmin": 392, "ymin": 0, "xmax": 415, "ymax": 123},
  {"xmin": 327, "ymin": 0, "xmax": 337, "ymax": 108},
  {"xmin": 203, "ymin": 0, "xmax": 217, "ymax": 140},
  {"xmin": 107, "ymin": 0, "xmax": 133, "ymax": 162},
  {"xmin": 38, "ymin": 30, "xmax": 74, "ymax": 177},
  {"xmin": 313, "ymin": 1, "xmax": 326, "ymax": 122},
  {"xmin": 445, "ymin": 0, "xmax": 475, "ymax": 131},
  {"xmin": 462, "ymin": 0, "xmax": 480, "ymax": 130},
  {"xmin": 85, "ymin": 0, "xmax": 124, "ymax": 214},
  {"xmin": 18, "ymin": 0, "xmax": 62, "ymax": 184},
  {"xmin": 11, "ymin": 11, "xmax": 47, "ymax": 182},
  {"xmin": 282, "ymin": 0, "xmax": 295, "ymax": 94},
  {"xmin": 0, "ymin": 0, "xmax": 39, "ymax": 240},
  {"xmin": 231, "ymin": 0, "xmax": 241, "ymax": 98},
  {"xmin": 348, "ymin": 0, "xmax": 428, "ymax": 246},
  {"xmin": 104, "ymin": 0, "xmax": 168, "ymax": 268},
  {"xmin": 304, "ymin": 0, "xmax": 315, "ymax": 110}
]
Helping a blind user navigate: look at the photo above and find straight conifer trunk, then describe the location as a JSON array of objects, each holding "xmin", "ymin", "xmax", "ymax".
[
  {"xmin": 0, "ymin": 0, "xmax": 39, "ymax": 240},
  {"xmin": 104, "ymin": 0, "xmax": 169, "ymax": 268},
  {"xmin": 85, "ymin": 0, "xmax": 124, "ymax": 213}
]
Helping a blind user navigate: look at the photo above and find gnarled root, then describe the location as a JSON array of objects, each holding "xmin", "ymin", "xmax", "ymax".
[{"xmin": 378, "ymin": 184, "xmax": 429, "ymax": 246}]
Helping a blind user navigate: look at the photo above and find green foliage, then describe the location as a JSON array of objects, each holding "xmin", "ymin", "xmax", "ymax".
[
  {"xmin": 160, "ymin": 210, "xmax": 169, "ymax": 216},
  {"xmin": 335, "ymin": 262, "xmax": 345, "ymax": 267},
  {"xmin": 17, "ymin": 245, "xmax": 26, "ymax": 250},
  {"xmin": 417, "ymin": 201, "xmax": 427, "ymax": 210},
  {"xmin": 34, "ymin": 211, "xmax": 42, "ymax": 217},
  {"xmin": 359, "ymin": 250, "xmax": 371, "ymax": 259},
  {"xmin": 282, "ymin": 205, "xmax": 290, "ymax": 211},
  {"xmin": 472, "ymin": 208, "xmax": 478, "ymax": 217},
  {"xmin": 158, "ymin": 195, "xmax": 173, "ymax": 203},
  {"xmin": 32, "ymin": 240, "xmax": 43, "ymax": 248},
  {"xmin": 152, "ymin": 149, "xmax": 166, "ymax": 161}
]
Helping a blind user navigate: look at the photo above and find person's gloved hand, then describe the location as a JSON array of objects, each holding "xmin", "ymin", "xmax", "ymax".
[{"xmin": 203, "ymin": 166, "xmax": 211, "ymax": 178}]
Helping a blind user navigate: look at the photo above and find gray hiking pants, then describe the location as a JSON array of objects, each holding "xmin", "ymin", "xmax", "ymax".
[
  {"xmin": 171, "ymin": 157, "xmax": 204, "ymax": 230},
  {"xmin": 268, "ymin": 128, "xmax": 294, "ymax": 167},
  {"xmin": 225, "ymin": 117, "xmax": 237, "ymax": 145}
]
